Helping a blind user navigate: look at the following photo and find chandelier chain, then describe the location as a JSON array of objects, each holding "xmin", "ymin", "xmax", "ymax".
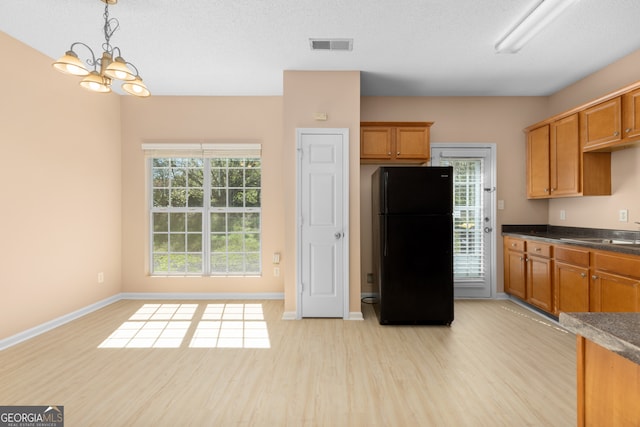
[{"xmin": 102, "ymin": 3, "xmax": 120, "ymax": 56}]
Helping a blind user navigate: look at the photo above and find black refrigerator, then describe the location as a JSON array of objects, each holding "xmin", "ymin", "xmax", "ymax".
[{"xmin": 371, "ymin": 166, "xmax": 454, "ymax": 325}]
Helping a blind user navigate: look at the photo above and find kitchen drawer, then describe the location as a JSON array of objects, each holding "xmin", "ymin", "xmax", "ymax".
[
  {"xmin": 527, "ymin": 241, "xmax": 552, "ymax": 258},
  {"xmin": 593, "ymin": 251, "xmax": 640, "ymax": 279},
  {"xmin": 505, "ymin": 237, "xmax": 525, "ymax": 252},
  {"xmin": 555, "ymin": 245, "xmax": 590, "ymax": 267}
]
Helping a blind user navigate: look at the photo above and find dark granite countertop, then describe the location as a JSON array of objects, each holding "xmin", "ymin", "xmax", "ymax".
[
  {"xmin": 502, "ymin": 225, "xmax": 640, "ymax": 256},
  {"xmin": 559, "ymin": 312, "xmax": 640, "ymax": 365}
]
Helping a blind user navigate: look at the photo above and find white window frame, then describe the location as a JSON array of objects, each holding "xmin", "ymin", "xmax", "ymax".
[{"xmin": 143, "ymin": 142, "xmax": 262, "ymax": 277}]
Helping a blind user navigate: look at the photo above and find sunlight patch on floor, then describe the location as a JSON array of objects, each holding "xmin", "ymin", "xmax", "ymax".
[{"xmin": 98, "ymin": 303, "xmax": 270, "ymax": 349}]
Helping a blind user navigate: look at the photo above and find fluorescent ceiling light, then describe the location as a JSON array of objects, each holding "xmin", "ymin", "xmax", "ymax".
[{"xmin": 495, "ymin": 0, "xmax": 579, "ymax": 54}]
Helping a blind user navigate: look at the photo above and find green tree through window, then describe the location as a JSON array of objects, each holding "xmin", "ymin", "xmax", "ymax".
[{"xmin": 150, "ymin": 157, "xmax": 261, "ymax": 276}]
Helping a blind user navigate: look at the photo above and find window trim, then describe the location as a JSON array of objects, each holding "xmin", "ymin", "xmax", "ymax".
[{"xmin": 143, "ymin": 142, "xmax": 262, "ymax": 277}]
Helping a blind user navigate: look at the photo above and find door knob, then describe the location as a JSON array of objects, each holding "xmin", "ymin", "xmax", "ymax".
[
  {"xmin": 335, "ymin": 232, "xmax": 343, "ymax": 239},
  {"xmin": 484, "ymin": 227, "xmax": 493, "ymax": 233}
]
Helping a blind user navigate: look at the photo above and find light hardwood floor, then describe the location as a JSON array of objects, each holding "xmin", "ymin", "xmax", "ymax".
[{"xmin": 0, "ymin": 299, "xmax": 576, "ymax": 426}]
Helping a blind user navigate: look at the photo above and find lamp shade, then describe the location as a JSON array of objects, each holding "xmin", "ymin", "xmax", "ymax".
[
  {"xmin": 53, "ymin": 51, "xmax": 89, "ymax": 76},
  {"xmin": 80, "ymin": 71, "xmax": 111, "ymax": 93},
  {"xmin": 104, "ymin": 56, "xmax": 136, "ymax": 81},
  {"xmin": 122, "ymin": 76, "xmax": 150, "ymax": 97}
]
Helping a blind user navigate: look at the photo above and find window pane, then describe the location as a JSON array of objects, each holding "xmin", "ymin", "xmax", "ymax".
[
  {"xmin": 245, "ymin": 213, "xmax": 260, "ymax": 231},
  {"xmin": 229, "ymin": 189, "xmax": 244, "ymax": 207},
  {"xmin": 170, "ymin": 213, "xmax": 185, "ymax": 232},
  {"xmin": 171, "ymin": 189, "xmax": 187, "ymax": 207},
  {"xmin": 188, "ymin": 189, "xmax": 204, "ymax": 207},
  {"xmin": 188, "ymin": 168, "xmax": 204, "ymax": 187},
  {"xmin": 153, "ymin": 158, "xmax": 169, "ymax": 167},
  {"xmin": 211, "ymin": 168, "xmax": 227, "ymax": 187},
  {"xmin": 153, "ymin": 254, "xmax": 169, "ymax": 272},
  {"xmin": 228, "ymin": 254, "xmax": 244, "ymax": 272},
  {"xmin": 169, "ymin": 254, "xmax": 186, "ymax": 273},
  {"xmin": 245, "ymin": 169, "xmax": 260, "ymax": 187},
  {"xmin": 245, "ymin": 189, "xmax": 260, "ymax": 207},
  {"xmin": 245, "ymin": 233, "xmax": 260, "ymax": 251},
  {"xmin": 172, "ymin": 169, "xmax": 186, "ymax": 187},
  {"xmin": 245, "ymin": 253, "xmax": 260, "ymax": 273},
  {"xmin": 211, "ymin": 234, "xmax": 226, "ymax": 252},
  {"xmin": 153, "ymin": 213, "xmax": 168, "ymax": 232},
  {"xmin": 153, "ymin": 169, "xmax": 170, "ymax": 187},
  {"xmin": 187, "ymin": 234, "xmax": 202, "ymax": 252},
  {"xmin": 228, "ymin": 213, "xmax": 243, "ymax": 231},
  {"xmin": 228, "ymin": 169, "xmax": 243, "ymax": 187},
  {"xmin": 211, "ymin": 213, "xmax": 226, "ymax": 232},
  {"xmin": 187, "ymin": 213, "xmax": 202, "ymax": 232},
  {"xmin": 153, "ymin": 189, "xmax": 169, "ymax": 207},
  {"xmin": 211, "ymin": 189, "xmax": 227, "ymax": 207},
  {"xmin": 228, "ymin": 234, "xmax": 243, "ymax": 251},
  {"xmin": 154, "ymin": 234, "xmax": 168, "ymax": 252},
  {"xmin": 187, "ymin": 255, "xmax": 202, "ymax": 273},
  {"xmin": 211, "ymin": 254, "xmax": 227, "ymax": 273},
  {"xmin": 170, "ymin": 234, "xmax": 186, "ymax": 252}
]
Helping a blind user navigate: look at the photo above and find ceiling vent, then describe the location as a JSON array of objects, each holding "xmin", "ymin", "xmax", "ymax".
[{"xmin": 309, "ymin": 38, "xmax": 353, "ymax": 51}]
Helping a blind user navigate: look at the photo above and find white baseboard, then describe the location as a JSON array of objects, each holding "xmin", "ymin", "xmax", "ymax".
[
  {"xmin": 0, "ymin": 294, "xmax": 121, "ymax": 351},
  {"xmin": 281, "ymin": 311, "xmax": 297, "ymax": 320},
  {"xmin": 348, "ymin": 311, "xmax": 364, "ymax": 320}
]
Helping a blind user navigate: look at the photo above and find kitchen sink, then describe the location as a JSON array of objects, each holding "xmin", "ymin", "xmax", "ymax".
[{"xmin": 559, "ymin": 237, "xmax": 640, "ymax": 246}]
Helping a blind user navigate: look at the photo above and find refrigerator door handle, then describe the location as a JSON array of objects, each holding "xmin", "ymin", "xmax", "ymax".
[
  {"xmin": 383, "ymin": 171, "xmax": 388, "ymax": 214},
  {"xmin": 383, "ymin": 215, "xmax": 388, "ymax": 257}
]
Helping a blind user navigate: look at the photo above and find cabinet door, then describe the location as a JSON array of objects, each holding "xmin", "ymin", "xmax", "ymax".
[
  {"xmin": 581, "ymin": 97, "xmax": 622, "ymax": 151},
  {"xmin": 550, "ymin": 114, "xmax": 580, "ymax": 196},
  {"xmin": 527, "ymin": 255, "xmax": 553, "ymax": 312},
  {"xmin": 526, "ymin": 125, "xmax": 550, "ymax": 198},
  {"xmin": 592, "ymin": 271, "xmax": 640, "ymax": 312},
  {"xmin": 554, "ymin": 261, "xmax": 589, "ymax": 314},
  {"xmin": 360, "ymin": 127, "xmax": 392, "ymax": 160},
  {"xmin": 622, "ymin": 87, "xmax": 640, "ymax": 141},
  {"xmin": 505, "ymin": 250, "xmax": 527, "ymax": 299},
  {"xmin": 395, "ymin": 127, "xmax": 429, "ymax": 160}
]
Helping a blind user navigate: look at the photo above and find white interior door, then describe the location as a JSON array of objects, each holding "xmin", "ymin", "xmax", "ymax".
[
  {"xmin": 431, "ymin": 144, "xmax": 496, "ymax": 298},
  {"xmin": 297, "ymin": 128, "xmax": 349, "ymax": 318}
]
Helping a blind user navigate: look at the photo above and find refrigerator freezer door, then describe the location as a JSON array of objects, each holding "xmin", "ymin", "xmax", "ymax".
[
  {"xmin": 381, "ymin": 167, "xmax": 453, "ymax": 215},
  {"xmin": 376, "ymin": 214, "xmax": 453, "ymax": 324}
]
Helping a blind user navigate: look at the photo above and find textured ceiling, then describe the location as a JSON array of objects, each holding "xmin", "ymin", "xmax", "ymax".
[{"xmin": 2, "ymin": 0, "xmax": 640, "ymax": 96}]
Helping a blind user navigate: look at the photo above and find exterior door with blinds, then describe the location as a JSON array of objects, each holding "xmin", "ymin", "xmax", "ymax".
[{"xmin": 431, "ymin": 144, "xmax": 496, "ymax": 298}]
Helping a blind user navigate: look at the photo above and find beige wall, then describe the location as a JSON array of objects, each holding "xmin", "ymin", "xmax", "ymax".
[
  {"xmin": 0, "ymin": 32, "xmax": 122, "ymax": 339},
  {"xmin": 546, "ymin": 49, "xmax": 640, "ymax": 230},
  {"xmin": 360, "ymin": 97, "xmax": 550, "ymax": 294},
  {"xmin": 282, "ymin": 71, "xmax": 361, "ymax": 315},
  {"xmin": 120, "ymin": 96, "xmax": 285, "ymax": 294}
]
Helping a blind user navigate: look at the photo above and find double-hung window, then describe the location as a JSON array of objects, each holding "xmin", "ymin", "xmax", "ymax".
[{"xmin": 145, "ymin": 143, "xmax": 261, "ymax": 276}]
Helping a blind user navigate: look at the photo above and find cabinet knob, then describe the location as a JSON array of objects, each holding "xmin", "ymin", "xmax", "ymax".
[
  {"xmin": 512, "ymin": 243, "xmax": 517, "ymax": 247},
  {"xmin": 534, "ymin": 247, "xmax": 541, "ymax": 252},
  {"xmin": 592, "ymin": 275, "xmax": 598, "ymax": 280},
  {"xmin": 580, "ymin": 273, "xmax": 586, "ymax": 278},
  {"xmin": 626, "ymin": 128, "xmax": 632, "ymax": 133},
  {"xmin": 396, "ymin": 151, "xmax": 400, "ymax": 155},
  {"xmin": 387, "ymin": 152, "xmax": 391, "ymax": 155},
  {"xmin": 544, "ymin": 188, "xmax": 549, "ymax": 193},
  {"xmin": 614, "ymin": 131, "xmax": 620, "ymax": 136}
]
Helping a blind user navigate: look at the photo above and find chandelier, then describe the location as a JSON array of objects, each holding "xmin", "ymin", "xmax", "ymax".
[{"xmin": 52, "ymin": 0, "xmax": 150, "ymax": 97}]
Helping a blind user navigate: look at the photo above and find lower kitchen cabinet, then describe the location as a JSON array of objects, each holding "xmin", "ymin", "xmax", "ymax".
[
  {"xmin": 591, "ymin": 251, "xmax": 640, "ymax": 312},
  {"xmin": 504, "ymin": 238, "xmax": 526, "ymax": 299},
  {"xmin": 503, "ymin": 236, "xmax": 640, "ymax": 316},
  {"xmin": 526, "ymin": 241, "xmax": 553, "ymax": 313},
  {"xmin": 554, "ymin": 245, "xmax": 590, "ymax": 314}
]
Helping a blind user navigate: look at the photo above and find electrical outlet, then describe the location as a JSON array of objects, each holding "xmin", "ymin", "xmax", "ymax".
[
  {"xmin": 619, "ymin": 209, "xmax": 629, "ymax": 222},
  {"xmin": 97, "ymin": 272, "xmax": 104, "ymax": 283},
  {"xmin": 273, "ymin": 267, "xmax": 280, "ymax": 277},
  {"xmin": 560, "ymin": 210, "xmax": 566, "ymax": 221}
]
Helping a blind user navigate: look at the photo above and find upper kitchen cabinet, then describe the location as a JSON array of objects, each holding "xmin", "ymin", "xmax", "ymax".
[
  {"xmin": 580, "ymin": 84, "xmax": 640, "ymax": 152},
  {"xmin": 360, "ymin": 122, "xmax": 433, "ymax": 164},
  {"xmin": 525, "ymin": 114, "xmax": 610, "ymax": 199},
  {"xmin": 622, "ymin": 87, "xmax": 640, "ymax": 141},
  {"xmin": 581, "ymin": 97, "xmax": 622, "ymax": 151}
]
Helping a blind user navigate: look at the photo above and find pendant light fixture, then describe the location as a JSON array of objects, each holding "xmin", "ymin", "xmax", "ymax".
[{"xmin": 53, "ymin": 0, "xmax": 150, "ymax": 97}]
